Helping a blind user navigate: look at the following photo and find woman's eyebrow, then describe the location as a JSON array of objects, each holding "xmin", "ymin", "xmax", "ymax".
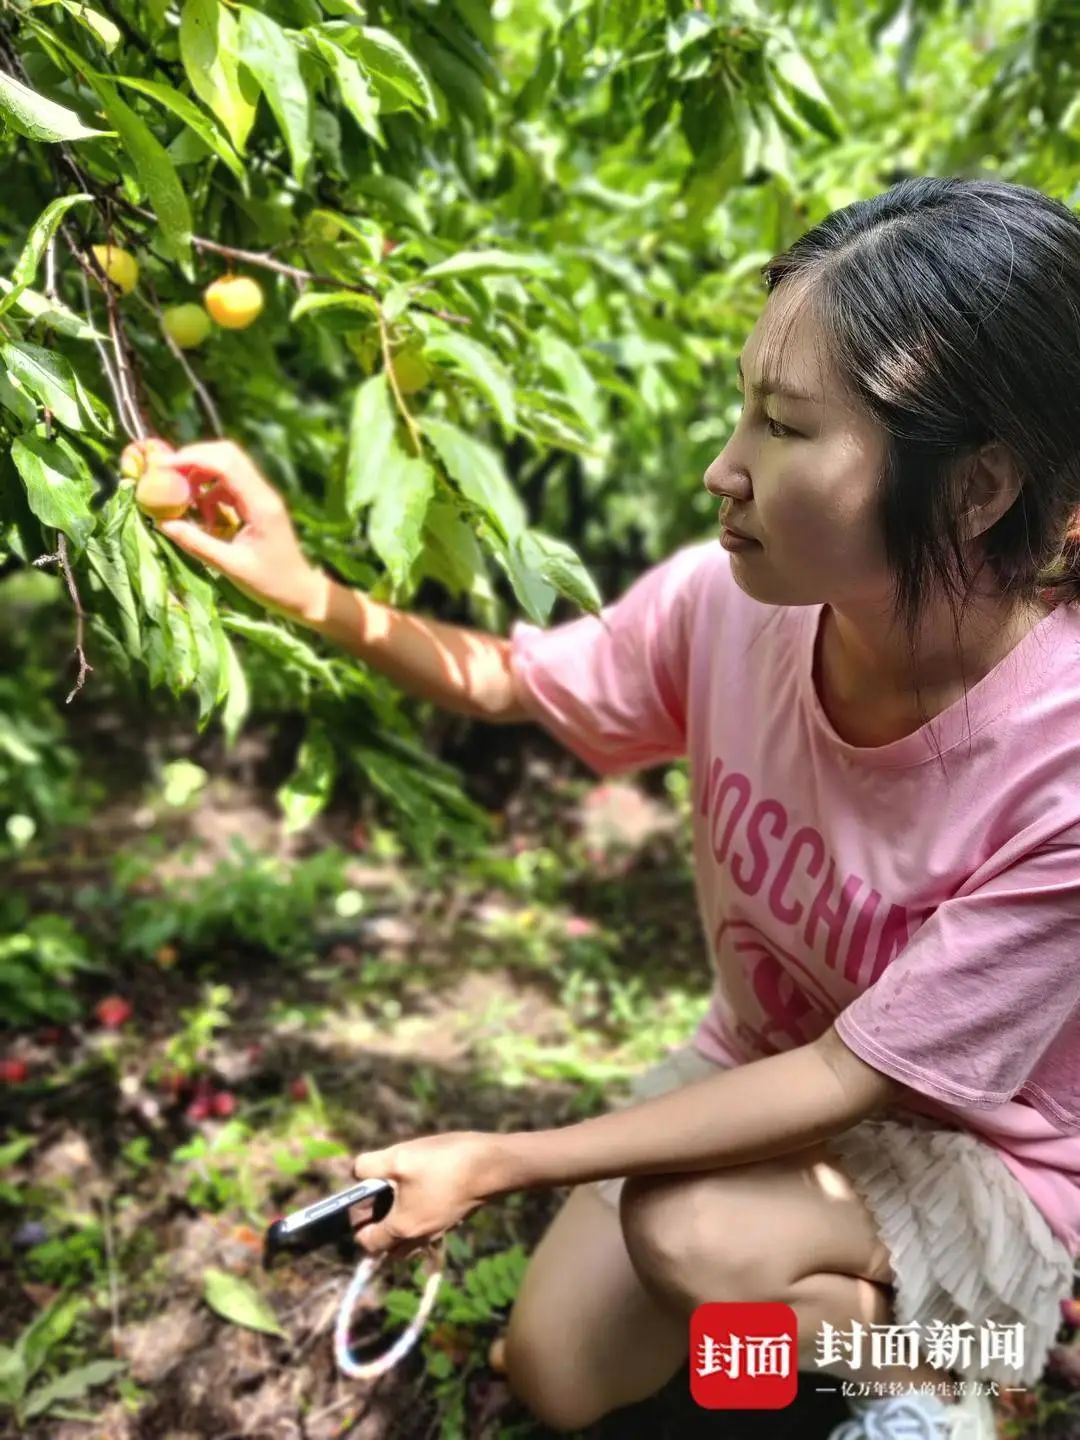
[{"xmin": 737, "ymin": 355, "xmax": 818, "ymax": 404}]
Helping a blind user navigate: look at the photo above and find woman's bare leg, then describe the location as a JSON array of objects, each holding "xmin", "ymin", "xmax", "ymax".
[{"xmin": 503, "ymin": 1182, "xmax": 689, "ymax": 1433}]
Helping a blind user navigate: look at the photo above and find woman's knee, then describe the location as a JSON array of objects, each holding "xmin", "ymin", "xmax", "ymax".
[
  {"xmin": 500, "ymin": 1183, "xmax": 687, "ymax": 1431},
  {"xmin": 618, "ymin": 1170, "xmax": 783, "ymax": 1307},
  {"xmin": 503, "ymin": 1325, "xmax": 610, "ymax": 1433}
]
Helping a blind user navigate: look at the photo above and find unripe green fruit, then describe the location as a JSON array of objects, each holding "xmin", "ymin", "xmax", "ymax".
[
  {"xmin": 162, "ymin": 303, "xmax": 212, "ymax": 349},
  {"xmin": 204, "ymin": 274, "xmax": 264, "ymax": 330},
  {"xmin": 92, "ymin": 244, "xmax": 139, "ymax": 294},
  {"xmin": 393, "ymin": 348, "xmax": 432, "ymax": 396},
  {"xmin": 135, "ymin": 464, "xmax": 191, "ymax": 521}
]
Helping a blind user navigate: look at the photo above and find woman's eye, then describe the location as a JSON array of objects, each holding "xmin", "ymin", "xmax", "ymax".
[{"xmin": 765, "ymin": 416, "xmax": 795, "ymax": 439}]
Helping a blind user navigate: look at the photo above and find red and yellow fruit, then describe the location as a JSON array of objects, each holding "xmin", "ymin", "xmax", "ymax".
[
  {"xmin": 204, "ymin": 274, "xmax": 264, "ymax": 330},
  {"xmin": 135, "ymin": 464, "xmax": 192, "ymax": 521},
  {"xmin": 91, "ymin": 244, "xmax": 139, "ymax": 295},
  {"xmin": 162, "ymin": 303, "xmax": 212, "ymax": 349}
]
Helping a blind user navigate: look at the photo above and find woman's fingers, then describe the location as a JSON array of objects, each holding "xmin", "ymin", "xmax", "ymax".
[
  {"xmin": 157, "ymin": 517, "xmax": 242, "ymax": 572},
  {"xmin": 165, "ymin": 439, "xmax": 284, "ymax": 527}
]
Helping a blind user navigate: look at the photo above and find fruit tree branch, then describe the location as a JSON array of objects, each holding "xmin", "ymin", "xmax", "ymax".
[
  {"xmin": 108, "ymin": 195, "xmax": 474, "ymax": 328},
  {"xmin": 32, "ymin": 535, "xmax": 93, "ymax": 703}
]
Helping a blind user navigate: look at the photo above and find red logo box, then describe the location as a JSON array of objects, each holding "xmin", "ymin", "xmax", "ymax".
[{"xmin": 690, "ymin": 1302, "xmax": 799, "ymax": 1409}]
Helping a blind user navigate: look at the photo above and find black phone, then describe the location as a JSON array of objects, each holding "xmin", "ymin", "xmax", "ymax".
[{"xmin": 263, "ymin": 1179, "xmax": 394, "ymax": 1268}]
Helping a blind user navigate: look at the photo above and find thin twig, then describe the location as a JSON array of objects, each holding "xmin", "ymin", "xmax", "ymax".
[
  {"xmin": 377, "ymin": 309, "xmax": 423, "ymax": 457},
  {"xmin": 78, "ymin": 263, "xmax": 130, "ymax": 431},
  {"xmin": 108, "ymin": 195, "xmax": 473, "ymax": 328},
  {"xmin": 33, "ymin": 535, "xmax": 93, "ymax": 702},
  {"xmin": 135, "ymin": 276, "xmax": 224, "ymax": 436}
]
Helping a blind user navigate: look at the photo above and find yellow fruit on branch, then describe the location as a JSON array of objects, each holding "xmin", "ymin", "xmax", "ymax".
[
  {"xmin": 91, "ymin": 244, "xmax": 139, "ymax": 295},
  {"xmin": 162, "ymin": 303, "xmax": 212, "ymax": 349},
  {"xmin": 119, "ymin": 436, "xmax": 176, "ymax": 481},
  {"xmin": 135, "ymin": 463, "xmax": 191, "ymax": 521},
  {"xmin": 203, "ymin": 274, "xmax": 264, "ymax": 330},
  {"xmin": 392, "ymin": 347, "xmax": 432, "ymax": 396}
]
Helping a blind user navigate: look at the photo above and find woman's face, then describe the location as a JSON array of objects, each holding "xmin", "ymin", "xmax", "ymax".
[{"xmin": 703, "ymin": 291, "xmax": 893, "ymax": 618}]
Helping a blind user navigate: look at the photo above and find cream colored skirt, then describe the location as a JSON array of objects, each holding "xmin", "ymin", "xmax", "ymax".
[{"xmin": 589, "ymin": 1042, "xmax": 1076, "ymax": 1389}]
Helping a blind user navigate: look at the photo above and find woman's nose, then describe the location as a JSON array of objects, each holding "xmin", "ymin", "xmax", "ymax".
[{"xmin": 702, "ymin": 459, "xmax": 745, "ymax": 503}]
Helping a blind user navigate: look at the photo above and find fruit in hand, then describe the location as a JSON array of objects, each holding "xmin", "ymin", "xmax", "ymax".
[
  {"xmin": 162, "ymin": 303, "xmax": 212, "ymax": 349},
  {"xmin": 91, "ymin": 244, "xmax": 139, "ymax": 294},
  {"xmin": 135, "ymin": 464, "xmax": 191, "ymax": 521},
  {"xmin": 120, "ymin": 436, "xmax": 176, "ymax": 480},
  {"xmin": 392, "ymin": 347, "xmax": 432, "ymax": 396},
  {"xmin": 204, "ymin": 274, "xmax": 264, "ymax": 330}
]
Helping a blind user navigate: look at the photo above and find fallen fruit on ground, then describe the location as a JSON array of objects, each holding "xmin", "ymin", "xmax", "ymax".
[
  {"xmin": 204, "ymin": 274, "xmax": 264, "ymax": 329},
  {"xmin": 94, "ymin": 995, "xmax": 133, "ymax": 1029},
  {"xmin": 91, "ymin": 244, "xmax": 139, "ymax": 294},
  {"xmin": 392, "ymin": 347, "xmax": 432, "ymax": 395},
  {"xmin": 120, "ymin": 436, "xmax": 176, "ymax": 480},
  {"xmin": 135, "ymin": 464, "xmax": 191, "ymax": 521},
  {"xmin": 163, "ymin": 303, "xmax": 212, "ymax": 349}
]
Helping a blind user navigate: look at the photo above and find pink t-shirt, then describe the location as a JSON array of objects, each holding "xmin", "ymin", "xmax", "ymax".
[{"xmin": 509, "ymin": 539, "xmax": 1080, "ymax": 1256}]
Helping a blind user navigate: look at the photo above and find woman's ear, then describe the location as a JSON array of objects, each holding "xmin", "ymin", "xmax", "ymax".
[{"xmin": 959, "ymin": 441, "xmax": 1023, "ymax": 540}]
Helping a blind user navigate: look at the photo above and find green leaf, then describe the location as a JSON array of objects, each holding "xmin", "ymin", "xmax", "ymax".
[
  {"xmin": 236, "ymin": 7, "xmax": 313, "ymax": 185},
  {"xmin": 84, "ymin": 75, "xmax": 193, "ymax": 274},
  {"xmin": 0, "ymin": 71, "xmax": 111, "ymax": 142},
  {"xmin": 86, "ymin": 530, "xmax": 142, "ymax": 658},
  {"xmin": 54, "ymin": 1, "xmax": 121, "ymax": 50},
  {"xmin": 512, "ymin": 529, "xmax": 602, "ymax": 617},
  {"xmin": 770, "ymin": 43, "xmax": 842, "ymax": 141},
  {"xmin": 0, "ymin": 278, "xmax": 108, "ymax": 342},
  {"xmin": 330, "ymin": 24, "xmax": 438, "ymax": 119},
  {"xmin": 219, "ymin": 632, "xmax": 250, "ymax": 747},
  {"xmin": 179, "ymin": 0, "xmax": 260, "ymax": 154},
  {"xmin": 368, "ymin": 449, "xmax": 435, "ymax": 591},
  {"xmin": 535, "ymin": 330, "xmax": 603, "ymax": 434},
  {"xmin": 1, "ymin": 342, "xmax": 84, "ymax": 431},
  {"xmin": 11, "ymin": 433, "xmax": 96, "ymax": 552},
  {"xmin": 19, "ymin": 1295, "xmax": 84, "ymax": 1387},
  {"xmin": 0, "ymin": 366, "xmax": 38, "ymax": 427},
  {"xmin": 277, "ymin": 720, "xmax": 337, "ymax": 833},
  {"xmin": 222, "ymin": 615, "xmax": 342, "ymax": 695},
  {"xmin": 203, "ymin": 1268, "xmax": 285, "ymax": 1337},
  {"xmin": 108, "ymin": 75, "xmax": 247, "ymax": 184},
  {"xmin": 0, "ymin": 1346, "xmax": 25, "ymax": 1408},
  {"xmin": 0, "ymin": 195, "xmax": 94, "ymax": 320},
  {"xmin": 163, "ymin": 549, "xmax": 223, "ymax": 727},
  {"xmin": 309, "ymin": 35, "xmax": 384, "ymax": 147},
  {"xmin": 418, "ymin": 249, "xmax": 559, "ymax": 283},
  {"xmin": 420, "ymin": 416, "xmax": 525, "ymax": 543},
  {"xmin": 289, "ymin": 289, "xmax": 379, "ymax": 327},
  {"xmin": 422, "ymin": 333, "xmax": 516, "ymax": 435},
  {"xmin": 344, "ymin": 372, "xmax": 397, "ymax": 518},
  {"xmin": 22, "ymin": 1360, "xmax": 125, "ymax": 1420},
  {"xmin": 120, "ymin": 510, "xmax": 169, "ymax": 626}
]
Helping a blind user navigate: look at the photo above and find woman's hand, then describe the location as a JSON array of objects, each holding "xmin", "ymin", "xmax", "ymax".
[
  {"xmin": 131, "ymin": 437, "xmax": 330, "ymax": 624},
  {"xmin": 350, "ymin": 1131, "xmax": 498, "ymax": 1262}
]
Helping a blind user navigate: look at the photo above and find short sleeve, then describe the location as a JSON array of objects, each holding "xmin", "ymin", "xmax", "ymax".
[
  {"xmin": 508, "ymin": 540, "xmax": 715, "ymax": 777},
  {"xmin": 833, "ymin": 838, "xmax": 1080, "ymax": 1132}
]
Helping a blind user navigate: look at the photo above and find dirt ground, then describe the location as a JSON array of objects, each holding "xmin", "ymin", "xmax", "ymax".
[{"xmin": 2, "ymin": 709, "xmax": 1077, "ymax": 1439}]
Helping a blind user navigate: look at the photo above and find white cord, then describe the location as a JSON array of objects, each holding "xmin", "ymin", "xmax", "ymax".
[{"xmin": 333, "ymin": 1236, "xmax": 446, "ymax": 1380}]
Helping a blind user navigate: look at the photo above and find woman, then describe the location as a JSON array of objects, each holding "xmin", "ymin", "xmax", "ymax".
[{"xmin": 150, "ymin": 175, "xmax": 1080, "ymax": 1440}]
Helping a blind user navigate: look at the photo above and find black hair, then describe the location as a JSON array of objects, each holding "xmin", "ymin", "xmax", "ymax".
[{"xmin": 756, "ymin": 175, "xmax": 1080, "ymax": 752}]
